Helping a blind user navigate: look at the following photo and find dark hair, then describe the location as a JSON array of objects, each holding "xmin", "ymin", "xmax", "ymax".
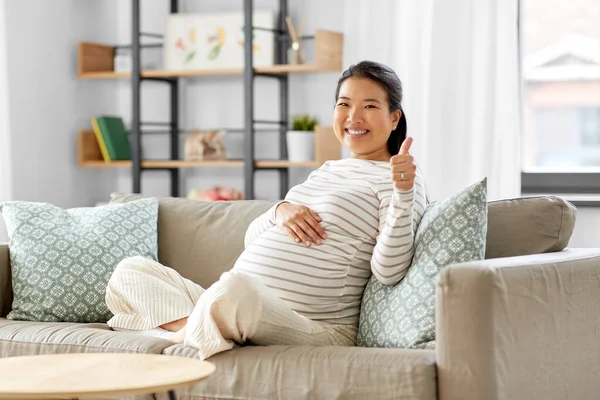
[{"xmin": 334, "ymin": 61, "xmax": 407, "ymax": 155}]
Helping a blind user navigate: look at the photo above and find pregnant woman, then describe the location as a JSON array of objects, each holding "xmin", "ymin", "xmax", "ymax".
[{"xmin": 105, "ymin": 60, "xmax": 427, "ymax": 360}]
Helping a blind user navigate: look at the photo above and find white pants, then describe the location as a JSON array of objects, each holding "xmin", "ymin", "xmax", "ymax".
[{"xmin": 105, "ymin": 256, "xmax": 357, "ymax": 360}]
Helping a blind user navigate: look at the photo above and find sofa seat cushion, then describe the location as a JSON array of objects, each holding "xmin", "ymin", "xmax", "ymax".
[
  {"xmin": 0, "ymin": 319, "xmax": 173, "ymax": 357},
  {"xmin": 163, "ymin": 344, "xmax": 437, "ymax": 400}
]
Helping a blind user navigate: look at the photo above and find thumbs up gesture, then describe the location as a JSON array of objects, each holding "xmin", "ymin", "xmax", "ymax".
[{"xmin": 390, "ymin": 137, "xmax": 416, "ymax": 192}]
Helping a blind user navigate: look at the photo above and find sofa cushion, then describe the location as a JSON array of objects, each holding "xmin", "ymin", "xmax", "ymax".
[
  {"xmin": 0, "ymin": 198, "xmax": 159, "ymax": 323},
  {"xmin": 0, "ymin": 319, "xmax": 173, "ymax": 357},
  {"xmin": 163, "ymin": 344, "xmax": 437, "ymax": 400},
  {"xmin": 486, "ymin": 195, "xmax": 576, "ymax": 259},
  {"xmin": 110, "ymin": 194, "xmax": 272, "ymax": 288},
  {"xmin": 358, "ymin": 179, "xmax": 488, "ymax": 348}
]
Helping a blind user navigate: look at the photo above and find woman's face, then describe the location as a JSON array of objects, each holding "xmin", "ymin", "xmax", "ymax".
[{"xmin": 333, "ymin": 77, "xmax": 401, "ymax": 161}]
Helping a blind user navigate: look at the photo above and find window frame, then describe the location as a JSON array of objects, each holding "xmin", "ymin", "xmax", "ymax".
[{"xmin": 518, "ymin": 0, "xmax": 600, "ymax": 207}]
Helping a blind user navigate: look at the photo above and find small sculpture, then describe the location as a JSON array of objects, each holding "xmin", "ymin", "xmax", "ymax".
[{"xmin": 184, "ymin": 130, "xmax": 226, "ymax": 161}]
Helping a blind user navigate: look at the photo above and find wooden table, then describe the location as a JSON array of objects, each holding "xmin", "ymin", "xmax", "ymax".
[{"xmin": 0, "ymin": 353, "xmax": 215, "ymax": 399}]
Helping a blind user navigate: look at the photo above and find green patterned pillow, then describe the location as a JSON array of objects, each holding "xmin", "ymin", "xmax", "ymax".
[
  {"xmin": 0, "ymin": 198, "xmax": 159, "ymax": 323},
  {"xmin": 358, "ymin": 179, "xmax": 488, "ymax": 348}
]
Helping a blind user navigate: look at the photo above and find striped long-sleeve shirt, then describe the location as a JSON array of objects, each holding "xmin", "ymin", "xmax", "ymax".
[{"xmin": 232, "ymin": 158, "xmax": 427, "ymax": 325}]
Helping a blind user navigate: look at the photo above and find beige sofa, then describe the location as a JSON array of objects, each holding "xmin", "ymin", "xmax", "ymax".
[{"xmin": 1, "ymin": 194, "xmax": 599, "ymax": 400}]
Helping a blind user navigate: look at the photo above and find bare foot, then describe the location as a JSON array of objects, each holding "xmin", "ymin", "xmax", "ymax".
[
  {"xmin": 160, "ymin": 317, "xmax": 188, "ymax": 332},
  {"xmin": 170, "ymin": 325, "xmax": 186, "ymax": 344}
]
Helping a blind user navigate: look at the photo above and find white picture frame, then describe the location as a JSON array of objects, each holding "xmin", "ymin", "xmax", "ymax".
[{"xmin": 164, "ymin": 11, "xmax": 275, "ymax": 70}]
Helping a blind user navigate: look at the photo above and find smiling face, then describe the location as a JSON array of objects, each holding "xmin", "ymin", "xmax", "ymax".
[{"xmin": 333, "ymin": 77, "xmax": 402, "ymax": 161}]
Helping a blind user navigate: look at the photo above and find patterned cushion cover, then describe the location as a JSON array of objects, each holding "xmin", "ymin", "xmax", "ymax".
[
  {"xmin": 358, "ymin": 179, "xmax": 488, "ymax": 348},
  {"xmin": 0, "ymin": 198, "xmax": 158, "ymax": 323}
]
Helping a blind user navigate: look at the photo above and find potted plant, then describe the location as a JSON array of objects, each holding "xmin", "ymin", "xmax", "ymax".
[{"xmin": 287, "ymin": 114, "xmax": 319, "ymax": 162}]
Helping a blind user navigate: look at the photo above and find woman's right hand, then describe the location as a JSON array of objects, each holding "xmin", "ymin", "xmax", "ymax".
[{"xmin": 275, "ymin": 202, "xmax": 327, "ymax": 246}]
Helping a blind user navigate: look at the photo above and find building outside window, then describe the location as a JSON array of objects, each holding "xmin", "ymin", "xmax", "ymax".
[
  {"xmin": 534, "ymin": 107, "xmax": 600, "ymax": 167},
  {"xmin": 521, "ymin": 0, "xmax": 600, "ymax": 201}
]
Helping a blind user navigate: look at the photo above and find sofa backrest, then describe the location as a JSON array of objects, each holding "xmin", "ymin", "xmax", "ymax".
[
  {"xmin": 110, "ymin": 194, "xmax": 576, "ymax": 288},
  {"xmin": 486, "ymin": 195, "xmax": 576, "ymax": 258},
  {"xmin": 110, "ymin": 194, "xmax": 272, "ymax": 289},
  {"xmin": 0, "ymin": 194, "xmax": 577, "ymax": 315}
]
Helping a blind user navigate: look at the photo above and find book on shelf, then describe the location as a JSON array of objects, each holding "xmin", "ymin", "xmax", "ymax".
[
  {"xmin": 91, "ymin": 116, "xmax": 132, "ymax": 161},
  {"xmin": 90, "ymin": 118, "xmax": 111, "ymax": 161}
]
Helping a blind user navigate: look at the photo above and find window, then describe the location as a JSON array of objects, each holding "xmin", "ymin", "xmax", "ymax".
[
  {"xmin": 533, "ymin": 107, "xmax": 600, "ymax": 166},
  {"xmin": 580, "ymin": 107, "xmax": 600, "ymax": 146},
  {"xmin": 520, "ymin": 0, "xmax": 600, "ymax": 202}
]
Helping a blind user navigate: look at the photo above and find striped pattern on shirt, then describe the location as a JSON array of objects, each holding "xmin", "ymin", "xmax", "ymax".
[{"xmin": 233, "ymin": 158, "xmax": 427, "ymax": 325}]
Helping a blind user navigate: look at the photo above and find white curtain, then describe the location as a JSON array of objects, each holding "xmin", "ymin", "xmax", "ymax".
[
  {"xmin": 0, "ymin": 2, "xmax": 12, "ymax": 242},
  {"xmin": 343, "ymin": 0, "xmax": 521, "ymax": 202}
]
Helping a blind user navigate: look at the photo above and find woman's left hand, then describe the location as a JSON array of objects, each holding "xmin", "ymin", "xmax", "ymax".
[{"xmin": 390, "ymin": 137, "xmax": 416, "ymax": 192}]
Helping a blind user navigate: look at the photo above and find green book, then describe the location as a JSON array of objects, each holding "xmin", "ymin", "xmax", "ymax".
[{"xmin": 95, "ymin": 116, "xmax": 132, "ymax": 160}]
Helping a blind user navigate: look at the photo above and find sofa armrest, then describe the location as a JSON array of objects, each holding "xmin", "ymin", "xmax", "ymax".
[
  {"xmin": 0, "ymin": 243, "xmax": 11, "ymax": 317},
  {"xmin": 436, "ymin": 248, "xmax": 600, "ymax": 400}
]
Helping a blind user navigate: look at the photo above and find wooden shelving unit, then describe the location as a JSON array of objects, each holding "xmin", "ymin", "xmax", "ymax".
[
  {"xmin": 78, "ymin": 159, "xmax": 322, "ymax": 169},
  {"xmin": 80, "ymin": 65, "xmax": 331, "ymax": 80},
  {"xmin": 78, "ymin": 30, "xmax": 343, "ymax": 80},
  {"xmin": 77, "ymin": 125, "xmax": 340, "ymax": 169},
  {"xmin": 77, "ymin": 1, "xmax": 344, "ymax": 199}
]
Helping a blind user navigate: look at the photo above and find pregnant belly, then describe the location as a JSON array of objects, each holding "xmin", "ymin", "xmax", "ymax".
[{"xmin": 232, "ymin": 228, "xmax": 364, "ymax": 312}]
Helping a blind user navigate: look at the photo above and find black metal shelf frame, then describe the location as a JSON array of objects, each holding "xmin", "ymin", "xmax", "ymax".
[{"xmin": 129, "ymin": 0, "xmax": 292, "ymax": 200}]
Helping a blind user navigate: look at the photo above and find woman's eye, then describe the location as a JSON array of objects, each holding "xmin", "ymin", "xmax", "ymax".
[
  {"xmin": 337, "ymin": 103, "xmax": 348, "ymax": 107},
  {"xmin": 365, "ymin": 105, "xmax": 377, "ymax": 109}
]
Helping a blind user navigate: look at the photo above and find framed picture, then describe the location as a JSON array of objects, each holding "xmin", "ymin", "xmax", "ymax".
[{"xmin": 164, "ymin": 11, "xmax": 275, "ymax": 70}]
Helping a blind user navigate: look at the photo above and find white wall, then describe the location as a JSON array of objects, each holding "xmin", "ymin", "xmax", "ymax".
[
  {"xmin": 0, "ymin": 2, "xmax": 12, "ymax": 242},
  {"xmin": 569, "ymin": 208, "xmax": 600, "ymax": 248},
  {"xmin": 4, "ymin": 0, "xmax": 123, "ymax": 205},
  {"xmin": 0, "ymin": 0, "xmax": 127, "ymax": 241}
]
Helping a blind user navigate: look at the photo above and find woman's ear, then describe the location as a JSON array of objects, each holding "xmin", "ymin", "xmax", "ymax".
[{"xmin": 392, "ymin": 109, "xmax": 402, "ymax": 127}]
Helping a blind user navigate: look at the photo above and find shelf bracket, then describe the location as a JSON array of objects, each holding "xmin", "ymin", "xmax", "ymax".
[
  {"xmin": 139, "ymin": 32, "xmax": 164, "ymax": 39},
  {"xmin": 141, "ymin": 77, "xmax": 177, "ymax": 83}
]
